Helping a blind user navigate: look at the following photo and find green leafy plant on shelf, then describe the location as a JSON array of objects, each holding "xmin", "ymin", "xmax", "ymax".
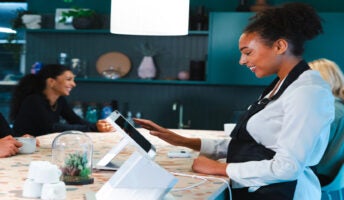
[
  {"xmin": 59, "ymin": 7, "xmax": 101, "ymax": 29},
  {"xmin": 59, "ymin": 8, "xmax": 95, "ymax": 22},
  {"xmin": 62, "ymin": 152, "xmax": 91, "ymax": 178}
]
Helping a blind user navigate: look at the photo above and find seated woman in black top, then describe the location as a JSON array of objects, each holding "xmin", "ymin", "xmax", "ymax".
[
  {"xmin": 10, "ymin": 64, "xmax": 114, "ymax": 137},
  {"xmin": 0, "ymin": 112, "xmax": 22, "ymax": 157}
]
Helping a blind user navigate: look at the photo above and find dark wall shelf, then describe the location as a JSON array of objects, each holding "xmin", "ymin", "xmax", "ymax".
[
  {"xmin": 26, "ymin": 29, "xmax": 208, "ymax": 35},
  {"xmin": 75, "ymin": 77, "xmax": 208, "ymax": 85}
]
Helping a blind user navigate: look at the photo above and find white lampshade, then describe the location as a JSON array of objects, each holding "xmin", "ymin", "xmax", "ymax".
[{"xmin": 110, "ymin": 0, "xmax": 189, "ymax": 36}]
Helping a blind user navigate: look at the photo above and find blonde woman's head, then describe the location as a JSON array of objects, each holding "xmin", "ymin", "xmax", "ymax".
[{"xmin": 309, "ymin": 58, "xmax": 344, "ymax": 100}]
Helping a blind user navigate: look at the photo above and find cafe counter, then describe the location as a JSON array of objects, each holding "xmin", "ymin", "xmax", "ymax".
[{"xmin": 0, "ymin": 129, "xmax": 229, "ymax": 200}]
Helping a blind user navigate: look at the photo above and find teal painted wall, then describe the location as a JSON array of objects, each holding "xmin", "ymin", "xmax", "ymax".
[
  {"xmin": 207, "ymin": 12, "xmax": 344, "ymax": 85},
  {"xmin": 207, "ymin": 12, "xmax": 275, "ymax": 86}
]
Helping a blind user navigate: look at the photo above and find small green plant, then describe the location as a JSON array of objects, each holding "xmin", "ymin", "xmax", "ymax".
[
  {"xmin": 139, "ymin": 42, "xmax": 159, "ymax": 57},
  {"xmin": 62, "ymin": 152, "xmax": 91, "ymax": 178},
  {"xmin": 59, "ymin": 8, "xmax": 95, "ymax": 23}
]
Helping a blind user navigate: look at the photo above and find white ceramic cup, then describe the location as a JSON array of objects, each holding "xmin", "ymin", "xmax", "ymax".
[
  {"xmin": 15, "ymin": 137, "xmax": 36, "ymax": 154},
  {"xmin": 224, "ymin": 123, "xmax": 236, "ymax": 136},
  {"xmin": 28, "ymin": 161, "xmax": 50, "ymax": 180},
  {"xmin": 22, "ymin": 178, "xmax": 43, "ymax": 198},
  {"xmin": 32, "ymin": 162, "xmax": 62, "ymax": 184},
  {"xmin": 41, "ymin": 181, "xmax": 66, "ymax": 200}
]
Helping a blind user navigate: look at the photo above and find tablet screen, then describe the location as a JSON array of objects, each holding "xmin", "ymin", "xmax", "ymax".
[{"xmin": 115, "ymin": 114, "xmax": 154, "ymax": 153}]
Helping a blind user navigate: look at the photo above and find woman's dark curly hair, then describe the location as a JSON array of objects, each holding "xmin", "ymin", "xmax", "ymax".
[
  {"xmin": 244, "ymin": 2, "xmax": 323, "ymax": 56},
  {"xmin": 10, "ymin": 64, "xmax": 72, "ymax": 122}
]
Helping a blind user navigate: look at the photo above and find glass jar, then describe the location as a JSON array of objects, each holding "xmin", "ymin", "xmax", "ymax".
[
  {"xmin": 85, "ymin": 103, "xmax": 98, "ymax": 123},
  {"xmin": 58, "ymin": 52, "xmax": 69, "ymax": 66},
  {"xmin": 51, "ymin": 130, "xmax": 94, "ymax": 185},
  {"xmin": 71, "ymin": 58, "xmax": 82, "ymax": 76},
  {"xmin": 72, "ymin": 101, "xmax": 84, "ymax": 119},
  {"xmin": 100, "ymin": 103, "xmax": 112, "ymax": 119}
]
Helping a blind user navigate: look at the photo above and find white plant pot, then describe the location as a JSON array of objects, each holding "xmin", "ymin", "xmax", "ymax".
[{"xmin": 138, "ymin": 56, "xmax": 156, "ymax": 79}]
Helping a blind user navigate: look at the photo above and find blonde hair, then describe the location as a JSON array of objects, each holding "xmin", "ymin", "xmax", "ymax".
[{"xmin": 309, "ymin": 58, "xmax": 344, "ymax": 100}]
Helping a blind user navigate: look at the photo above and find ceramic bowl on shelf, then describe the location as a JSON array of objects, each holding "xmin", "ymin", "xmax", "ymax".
[{"xmin": 96, "ymin": 52, "xmax": 131, "ymax": 79}]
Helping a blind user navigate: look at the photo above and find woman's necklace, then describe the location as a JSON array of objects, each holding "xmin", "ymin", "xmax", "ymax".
[{"xmin": 51, "ymin": 103, "xmax": 58, "ymax": 111}]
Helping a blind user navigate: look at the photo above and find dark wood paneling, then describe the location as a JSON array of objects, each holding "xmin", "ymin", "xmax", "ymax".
[{"xmin": 26, "ymin": 32, "xmax": 208, "ymax": 80}]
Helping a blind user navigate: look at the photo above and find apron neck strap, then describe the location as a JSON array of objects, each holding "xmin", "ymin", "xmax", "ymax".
[{"xmin": 260, "ymin": 60, "xmax": 310, "ymax": 101}]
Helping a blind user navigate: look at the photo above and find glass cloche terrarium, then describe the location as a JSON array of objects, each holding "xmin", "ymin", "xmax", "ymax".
[{"xmin": 52, "ymin": 130, "xmax": 94, "ymax": 185}]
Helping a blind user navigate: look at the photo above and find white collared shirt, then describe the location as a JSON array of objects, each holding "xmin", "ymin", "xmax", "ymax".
[{"xmin": 200, "ymin": 70, "xmax": 334, "ymax": 200}]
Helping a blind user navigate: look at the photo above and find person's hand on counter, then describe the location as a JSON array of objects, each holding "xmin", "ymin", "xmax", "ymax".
[
  {"xmin": 96, "ymin": 119, "xmax": 116, "ymax": 132},
  {"xmin": 0, "ymin": 135, "xmax": 22, "ymax": 158},
  {"xmin": 133, "ymin": 118, "xmax": 201, "ymax": 151},
  {"xmin": 192, "ymin": 156, "xmax": 228, "ymax": 176}
]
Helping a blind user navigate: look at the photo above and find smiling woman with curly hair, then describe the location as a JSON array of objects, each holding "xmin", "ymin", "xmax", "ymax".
[{"xmin": 133, "ymin": 3, "xmax": 334, "ymax": 199}]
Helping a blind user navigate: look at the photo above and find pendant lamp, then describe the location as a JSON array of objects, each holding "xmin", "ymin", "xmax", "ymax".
[{"xmin": 110, "ymin": 0, "xmax": 189, "ymax": 36}]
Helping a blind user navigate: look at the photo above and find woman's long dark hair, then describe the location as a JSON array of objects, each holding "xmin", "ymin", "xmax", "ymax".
[{"xmin": 10, "ymin": 64, "xmax": 71, "ymax": 122}]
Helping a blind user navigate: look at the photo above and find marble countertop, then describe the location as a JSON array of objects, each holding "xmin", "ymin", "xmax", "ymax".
[{"xmin": 0, "ymin": 129, "xmax": 229, "ymax": 199}]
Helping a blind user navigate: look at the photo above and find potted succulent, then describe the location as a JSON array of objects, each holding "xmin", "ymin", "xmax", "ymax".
[
  {"xmin": 59, "ymin": 7, "xmax": 101, "ymax": 29},
  {"xmin": 61, "ymin": 152, "xmax": 93, "ymax": 185}
]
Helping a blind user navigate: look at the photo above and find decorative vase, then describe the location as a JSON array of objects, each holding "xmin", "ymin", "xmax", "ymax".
[{"xmin": 138, "ymin": 56, "xmax": 156, "ymax": 79}]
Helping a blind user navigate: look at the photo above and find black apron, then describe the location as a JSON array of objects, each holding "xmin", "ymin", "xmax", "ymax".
[{"xmin": 227, "ymin": 60, "xmax": 310, "ymax": 200}]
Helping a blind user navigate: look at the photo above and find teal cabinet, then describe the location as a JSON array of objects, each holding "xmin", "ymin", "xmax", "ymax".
[{"xmin": 207, "ymin": 12, "xmax": 344, "ymax": 86}]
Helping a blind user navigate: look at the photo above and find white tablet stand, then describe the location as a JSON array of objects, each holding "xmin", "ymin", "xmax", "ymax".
[
  {"xmin": 96, "ymin": 151, "xmax": 178, "ymax": 200},
  {"xmin": 95, "ymin": 111, "xmax": 156, "ymax": 170},
  {"xmin": 95, "ymin": 136, "xmax": 130, "ymax": 169}
]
